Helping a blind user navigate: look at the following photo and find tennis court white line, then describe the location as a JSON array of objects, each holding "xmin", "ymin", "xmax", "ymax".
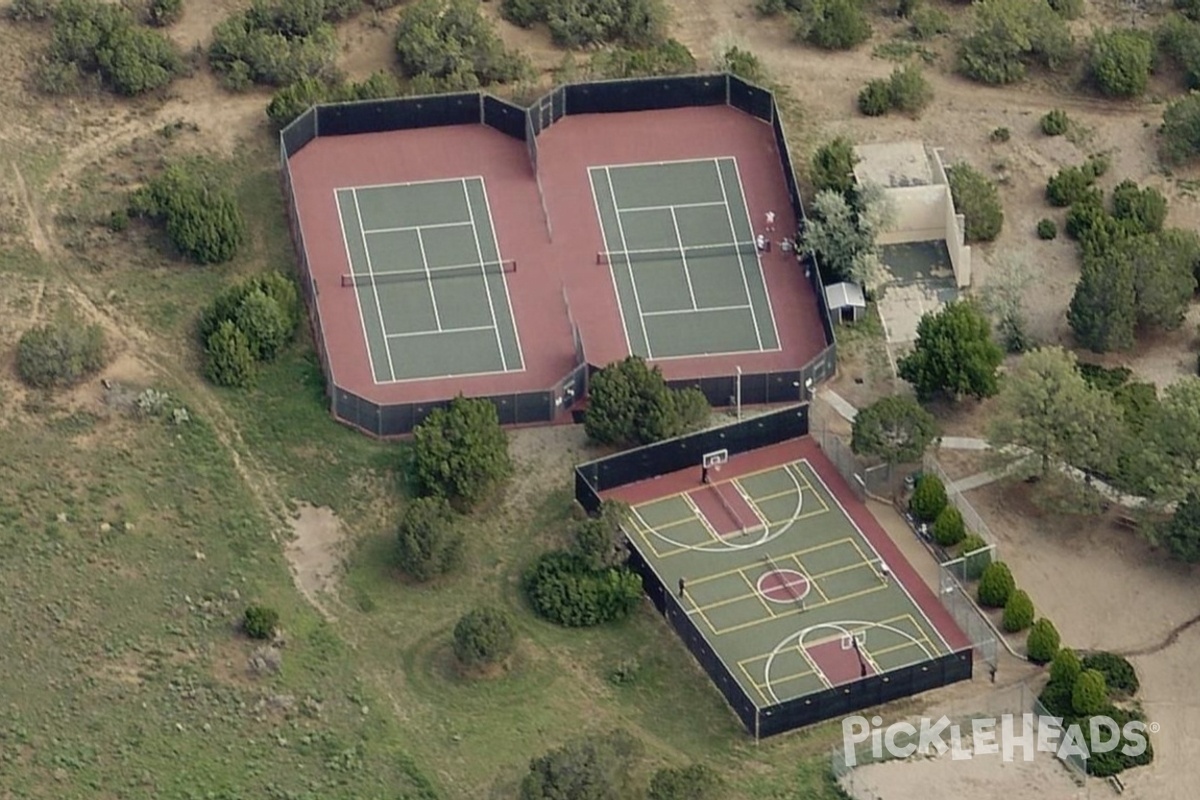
[
  {"xmin": 384, "ymin": 325, "xmax": 495, "ymax": 339},
  {"xmin": 714, "ymin": 160, "xmax": 765, "ymax": 352},
  {"xmin": 604, "ymin": 166, "xmax": 654, "ymax": 358},
  {"xmin": 476, "ymin": 177, "xmax": 526, "ymax": 371},
  {"xmin": 607, "ymin": 156, "xmax": 728, "ymax": 173},
  {"xmin": 619, "ymin": 200, "xmax": 727, "ymax": 213},
  {"xmin": 344, "ymin": 175, "xmax": 483, "ymax": 192},
  {"xmin": 640, "ymin": 303, "xmax": 753, "ymax": 318},
  {"xmin": 669, "ymin": 208, "xmax": 699, "ymax": 310},
  {"xmin": 333, "ymin": 189, "xmax": 383, "ymax": 385},
  {"xmin": 350, "ymin": 187, "xmax": 397, "ymax": 382},
  {"xmin": 730, "ymin": 158, "xmax": 783, "ymax": 349},
  {"xmin": 461, "ymin": 177, "xmax": 507, "ymax": 371},
  {"xmin": 588, "ymin": 171, "xmax": 634, "ymax": 357},
  {"xmin": 363, "ymin": 220, "xmax": 472, "ymax": 235},
  {"xmin": 369, "ymin": 365, "xmax": 527, "ymax": 386},
  {"xmin": 413, "ymin": 228, "xmax": 443, "ymax": 333}
]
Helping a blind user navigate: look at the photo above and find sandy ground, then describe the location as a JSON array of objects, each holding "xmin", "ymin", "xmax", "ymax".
[{"xmin": 285, "ymin": 503, "xmax": 347, "ymax": 621}]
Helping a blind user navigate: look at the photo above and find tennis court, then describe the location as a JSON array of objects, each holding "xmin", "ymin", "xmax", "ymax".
[
  {"xmin": 589, "ymin": 158, "xmax": 781, "ymax": 360},
  {"xmin": 623, "ymin": 453, "xmax": 954, "ymax": 708},
  {"xmin": 335, "ymin": 177, "xmax": 524, "ymax": 383}
]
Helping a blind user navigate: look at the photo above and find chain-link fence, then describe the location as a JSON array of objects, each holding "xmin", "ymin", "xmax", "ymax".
[
  {"xmin": 922, "ymin": 453, "xmax": 997, "ymax": 547},
  {"xmin": 811, "ymin": 420, "xmax": 909, "ymax": 501}
]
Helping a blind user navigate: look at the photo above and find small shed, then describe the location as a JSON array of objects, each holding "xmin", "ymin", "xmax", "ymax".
[{"xmin": 825, "ymin": 281, "xmax": 867, "ymax": 324}]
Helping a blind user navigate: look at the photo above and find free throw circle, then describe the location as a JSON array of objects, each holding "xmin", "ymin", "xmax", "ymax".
[{"xmin": 757, "ymin": 568, "xmax": 811, "ymax": 604}]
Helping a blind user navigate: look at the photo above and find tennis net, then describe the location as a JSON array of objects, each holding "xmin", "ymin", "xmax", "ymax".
[
  {"xmin": 597, "ymin": 241, "xmax": 758, "ymax": 266},
  {"xmin": 710, "ymin": 484, "xmax": 748, "ymax": 534},
  {"xmin": 764, "ymin": 552, "xmax": 807, "ymax": 609},
  {"xmin": 342, "ymin": 259, "xmax": 515, "ymax": 287}
]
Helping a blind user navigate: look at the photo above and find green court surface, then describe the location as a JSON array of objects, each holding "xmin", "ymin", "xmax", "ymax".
[
  {"xmin": 335, "ymin": 177, "xmax": 524, "ymax": 383},
  {"xmin": 626, "ymin": 459, "xmax": 952, "ymax": 707},
  {"xmin": 589, "ymin": 158, "xmax": 781, "ymax": 360}
]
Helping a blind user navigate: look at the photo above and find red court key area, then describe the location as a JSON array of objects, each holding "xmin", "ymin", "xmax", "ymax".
[
  {"xmin": 807, "ymin": 637, "xmax": 877, "ymax": 686},
  {"xmin": 688, "ymin": 483, "xmax": 760, "ymax": 537}
]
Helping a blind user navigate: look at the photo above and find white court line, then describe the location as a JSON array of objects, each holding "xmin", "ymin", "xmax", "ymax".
[
  {"xmin": 588, "ymin": 171, "xmax": 634, "ymax": 357},
  {"xmin": 607, "ymin": 156, "xmax": 733, "ymax": 173},
  {"xmin": 385, "ymin": 325, "xmax": 495, "ymax": 339},
  {"xmin": 363, "ymin": 220, "xmax": 472, "ymax": 235},
  {"xmin": 476, "ymin": 177, "xmax": 526, "ymax": 371},
  {"xmin": 729, "ymin": 158, "xmax": 783, "ymax": 349},
  {"xmin": 619, "ymin": 200, "xmax": 726, "ymax": 213},
  {"xmin": 345, "ymin": 176, "xmax": 478, "ymax": 192},
  {"xmin": 350, "ymin": 188, "xmax": 397, "ymax": 381},
  {"xmin": 333, "ymin": 189, "xmax": 383, "ymax": 385},
  {"xmin": 413, "ymin": 228, "xmax": 443, "ymax": 332},
  {"xmin": 795, "ymin": 643, "xmax": 833, "ymax": 689},
  {"xmin": 641, "ymin": 304, "xmax": 753, "ymax": 317},
  {"xmin": 669, "ymin": 207, "xmax": 699, "ymax": 310},
  {"xmin": 604, "ymin": 166, "xmax": 654, "ymax": 358},
  {"xmin": 461, "ymin": 178, "xmax": 507, "ymax": 371},
  {"xmin": 714, "ymin": 159, "xmax": 765, "ymax": 352}
]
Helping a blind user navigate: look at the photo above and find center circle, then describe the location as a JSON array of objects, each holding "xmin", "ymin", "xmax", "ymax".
[{"xmin": 757, "ymin": 568, "xmax": 811, "ymax": 604}]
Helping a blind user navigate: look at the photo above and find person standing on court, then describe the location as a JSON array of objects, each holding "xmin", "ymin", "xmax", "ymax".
[
  {"xmin": 756, "ymin": 233, "xmax": 767, "ymax": 253},
  {"xmin": 701, "ymin": 464, "xmax": 710, "ymax": 484},
  {"xmin": 765, "ymin": 210, "xmax": 776, "ymax": 232},
  {"xmin": 880, "ymin": 561, "xmax": 891, "ymax": 585},
  {"xmin": 678, "ymin": 577, "xmax": 686, "ymax": 598}
]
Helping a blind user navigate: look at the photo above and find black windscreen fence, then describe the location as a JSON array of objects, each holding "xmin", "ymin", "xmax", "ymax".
[
  {"xmin": 333, "ymin": 387, "xmax": 556, "ymax": 437},
  {"xmin": 728, "ymin": 76, "xmax": 773, "ymax": 123},
  {"xmin": 574, "ymin": 405, "xmax": 809, "ymax": 508},
  {"xmin": 564, "ymin": 74, "xmax": 727, "ymax": 115},
  {"xmin": 482, "ymin": 94, "xmax": 526, "ymax": 141},
  {"xmin": 281, "ymin": 107, "xmax": 317, "ymax": 157},
  {"xmin": 669, "ymin": 370, "xmax": 804, "ymax": 410},
  {"xmin": 315, "ymin": 94, "xmax": 481, "ymax": 137}
]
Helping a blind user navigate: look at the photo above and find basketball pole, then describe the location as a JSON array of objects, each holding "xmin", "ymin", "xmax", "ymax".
[{"xmin": 736, "ymin": 366, "xmax": 742, "ymax": 421}]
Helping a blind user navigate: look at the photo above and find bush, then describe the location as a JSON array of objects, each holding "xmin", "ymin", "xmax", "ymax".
[
  {"xmin": 199, "ymin": 272, "xmax": 300, "ymax": 362},
  {"xmin": 523, "ymin": 551, "xmax": 643, "ymax": 627},
  {"xmin": 208, "ymin": 1, "xmax": 339, "ymax": 89},
  {"xmin": 1111, "ymin": 180, "xmax": 1167, "ymax": 235},
  {"xmin": 130, "ymin": 160, "xmax": 245, "ymax": 264},
  {"xmin": 1041, "ymin": 108, "xmax": 1069, "ymax": 136},
  {"xmin": 1046, "ymin": 165, "xmax": 1099, "ymax": 208},
  {"xmin": 977, "ymin": 561, "xmax": 1015, "ymax": 607},
  {"xmin": 946, "ymin": 163, "xmax": 1004, "ymax": 242},
  {"xmin": 1160, "ymin": 91, "xmax": 1200, "ymax": 166},
  {"xmin": 1090, "ymin": 29, "xmax": 1153, "ymax": 97},
  {"xmin": 1049, "ymin": 647, "xmax": 1083, "ymax": 686},
  {"xmin": 8, "ymin": 0, "xmax": 56, "ymax": 21},
  {"xmin": 811, "ymin": 136, "xmax": 859, "ymax": 196},
  {"xmin": 932, "ymin": 505, "xmax": 966, "ymax": 547},
  {"xmin": 503, "ymin": 0, "xmax": 666, "ymax": 47},
  {"xmin": 888, "ymin": 64, "xmax": 932, "ymax": 116},
  {"xmin": 453, "ymin": 606, "xmax": 517, "ymax": 668},
  {"xmin": 1001, "ymin": 588, "xmax": 1035, "ymax": 631},
  {"xmin": 49, "ymin": 0, "xmax": 183, "ymax": 95},
  {"xmin": 1037, "ymin": 218, "xmax": 1058, "ymax": 240},
  {"xmin": 585, "ymin": 356, "xmax": 709, "ymax": 447},
  {"xmin": 1026, "ymin": 617, "xmax": 1061, "ymax": 663},
  {"xmin": 266, "ymin": 71, "xmax": 400, "ymax": 129},
  {"xmin": 858, "ymin": 78, "xmax": 892, "ymax": 116},
  {"xmin": 1087, "ymin": 706, "xmax": 1155, "ymax": 777},
  {"xmin": 521, "ymin": 730, "xmax": 643, "ymax": 800},
  {"xmin": 909, "ymin": 5, "xmax": 949, "ymax": 39},
  {"xmin": 1047, "ymin": 0, "xmax": 1082, "ymax": 19},
  {"xmin": 412, "ymin": 395, "xmax": 511, "ymax": 508},
  {"xmin": 991, "ymin": 126, "xmax": 1011, "ymax": 143},
  {"xmin": 243, "ymin": 605, "xmax": 279, "ymax": 640},
  {"xmin": 586, "ymin": 38, "xmax": 695, "ymax": 79},
  {"xmin": 203, "ymin": 320, "xmax": 257, "ymax": 388},
  {"xmin": 719, "ymin": 45, "xmax": 768, "ymax": 84},
  {"xmin": 794, "ymin": 0, "xmax": 872, "ymax": 51},
  {"xmin": 958, "ymin": 0, "xmax": 1073, "ymax": 86},
  {"xmin": 648, "ymin": 764, "xmax": 724, "ymax": 800},
  {"xmin": 1072, "ymin": 668, "xmax": 1109, "ymax": 715},
  {"xmin": 1081, "ymin": 651, "xmax": 1140, "ymax": 695},
  {"xmin": 909, "ymin": 473, "xmax": 948, "ymax": 522},
  {"xmin": 145, "ymin": 0, "xmax": 183, "ymax": 26},
  {"xmin": 396, "ymin": 0, "xmax": 528, "ymax": 84},
  {"xmin": 395, "ymin": 496, "xmax": 464, "ymax": 582},
  {"xmin": 16, "ymin": 320, "xmax": 107, "ymax": 389},
  {"xmin": 958, "ymin": 533, "xmax": 991, "ymax": 579}
]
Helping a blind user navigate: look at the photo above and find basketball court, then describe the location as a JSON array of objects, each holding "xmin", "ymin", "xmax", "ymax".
[
  {"xmin": 615, "ymin": 447, "xmax": 957, "ymax": 708},
  {"xmin": 335, "ymin": 177, "xmax": 524, "ymax": 383}
]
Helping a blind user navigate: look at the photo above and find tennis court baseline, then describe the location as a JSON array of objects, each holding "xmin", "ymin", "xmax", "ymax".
[
  {"xmin": 589, "ymin": 157, "xmax": 781, "ymax": 360},
  {"xmin": 335, "ymin": 177, "xmax": 524, "ymax": 383}
]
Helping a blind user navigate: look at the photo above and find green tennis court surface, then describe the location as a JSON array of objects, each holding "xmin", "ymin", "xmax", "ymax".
[
  {"xmin": 626, "ymin": 459, "xmax": 952, "ymax": 707},
  {"xmin": 589, "ymin": 157, "xmax": 781, "ymax": 360},
  {"xmin": 335, "ymin": 177, "xmax": 524, "ymax": 383}
]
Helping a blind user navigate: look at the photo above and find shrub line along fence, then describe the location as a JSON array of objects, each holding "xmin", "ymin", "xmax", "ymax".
[
  {"xmin": 279, "ymin": 73, "xmax": 838, "ymax": 437},
  {"xmin": 575, "ymin": 406, "xmax": 972, "ymax": 740}
]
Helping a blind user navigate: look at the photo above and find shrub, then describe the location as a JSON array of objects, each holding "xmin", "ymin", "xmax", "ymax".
[
  {"xmin": 243, "ymin": 605, "xmax": 279, "ymax": 640},
  {"xmin": 453, "ymin": 606, "xmax": 517, "ymax": 668},
  {"xmin": 909, "ymin": 5, "xmax": 949, "ymax": 39},
  {"xmin": 16, "ymin": 320, "xmax": 107, "ymax": 389},
  {"xmin": 719, "ymin": 45, "xmax": 768, "ymax": 85},
  {"xmin": 1001, "ymin": 588, "xmax": 1035, "ymax": 631},
  {"xmin": 585, "ymin": 356, "xmax": 709, "ymax": 447},
  {"xmin": 1049, "ymin": 647, "xmax": 1083, "ymax": 686},
  {"xmin": 130, "ymin": 160, "xmax": 245, "ymax": 264},
  {"xmin": 1047, "ymin": 0, "xmax": 1082, "ymax": 19},
  {"xmin": 909, "ymin": 473, "xmax": 948, "ymax": 522},
  {"xmin": 1046, "ymin": 165, "xmax": 1098, "ymax": 208},
  {"xmin": 932, "ymin": 505, "xmax": 966, "ymax": 547},
  {"xmin": 1026, "ymin": 617, "xmax": 1061, "ymax": 663},
  {"xmin": 200, "ymin": 272, "xmax": 300, "ymax": 359},
  {"xmin": 1111, "ymin": 180, "xmax": 1168, "ymax": 235},
  {"xmin": 946, "ymin": 163, "xmax": 1004, "ymax": 242},
  {"xmin": 1081, "ymin": 651, "xmax": 1140, "ymax": 695},
  {"xmin": 958, "ymin": 0, "xmax": 1073, "ymax": 86},
  {"xmin": 1041, "ymin": 109, "xmax": 1069, "ymax": 136},
  {"xmin": 858, "ymin": 78, "xmax": 892, "ymax": 116},
  {"xmin": 8, "ymin": 0, "xmax": 56, "ymax": 21},
  {"xmin": 145, "ymin": 0, "xmax": 183, "ymax": 26},
  {"xmin": 977, "ymin": 561, "xmax": 1015, "ymax": 607},
  {"xmin": 396, "ymin": 0, "xmax": 529, "ymax": 84},
  {"xmin": 1037, "ymin": 218, "xmax": 1058, "ymax": 239},
  {"xmin": 1064, "ymin": 195, "xmax": 1108, "ymax": 241},
  {"xmin": 1072, "ymin": 668, "xmax": 1109, "ymax": 715},
  {"xmin": 503, "ymin": 0, "xmax": 666, "ymax": 47},
  {"xmin": 523, "ymin": 551, "xmax": 643, "ymax": 627},
  {"xmin": 990, "ymin": 127, "xmax": 1011, "ymax": 143},
  {"xmin": 208, "ymin": 2, "xmax": 339, "ymax": 89},
  {"xmin": 266, "ymin": 71, "xmax": 400, "ymax": 129},
  {"xmin": 888, "ymin": 64, "xmax": 932, "ymax": 116},
  {"xmin": 648, "ymin": 764, "xmax": 724, "ymax": 800},
  {"xmin": 811, "ymin": 136, "xmax": 859, "ymax": 196},
  {"xmin": 850, "ymin": 395, "xmax": 939, "ymax": 465},
  {"xmin": 231, "ymin": 290, "xmax": 291, "ymax": 361},
  {"xmin": 395, "ymin": 496, "xmax": 464, "ymax": 582},
  {"xmin": 1160, "ymin": 91, "xmax": 1200, "ymax": 166},
  {"xmin": 521, "ymin": 730, "xmax": 643, "ymax": 800},
  {"xmin": 794, "ymin": 0, "xmax": 872, "ymax": 51},
  {"xmin": 412, "ymin": 395, "xmax": 511, "ymax": 508},
  {"xmin": 203, "ymin": 320, "xmax": 256, "ymax": 388},
  {"xmin": 586, "ymin": 38, "xmax": 695, "ymax": 79},
  {"xmin": 1090, "ymin": 29, "xmax": 1153, "ymax": 97},
  {"xmin": 1087, "ymin": 706, "xmax": 1155, "ymax": 777},
  {"xmin": 958, "ymin": 533, "xmax": 991, "ymax": 579},
  {"xmin": 49, "ymin": 0, "xmax": 183, "ymax": 95}
]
